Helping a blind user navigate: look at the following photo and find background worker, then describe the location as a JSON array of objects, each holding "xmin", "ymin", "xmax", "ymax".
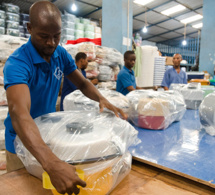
[
  {"xmin": 116, "ymin": 50, "xmax": 143, "ymax": 96},
  {"xmin": 161, "ymin": 53, "xmax": 187, "ymax": 90}
]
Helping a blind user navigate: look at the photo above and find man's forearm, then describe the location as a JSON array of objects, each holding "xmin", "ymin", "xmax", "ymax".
[
  {"xmin": 78, "ymin": 79, "xmax": 105, "ymax": 102},
  {"xmin": 11, "ymin": 111, "xmax": 60, "ymax": 171}
]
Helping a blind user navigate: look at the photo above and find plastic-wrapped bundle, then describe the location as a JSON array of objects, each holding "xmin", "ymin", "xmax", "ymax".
[
  {"xmin": 75, "ymin": 23, "xmax": 84, "ymax": 31},
  {"xmin": 171, "ymin": 83, "xmax": 204, "ymax": 109},
  {"xmin": 63, "ymin": 89, "xmax": 130, "ymax": 114},
  {"xmin": 199, "ymin": 92, "xmax": 215, "ymax": 136},
  {"xmin": 98, "ymin": 65, "xmax": 112, "ymax": 81},
  {"xmin": 80, "ymin": 18, "xmax": 90, "ymax": 25},
  {"xmin": 169, "ymin": 83, "xmax": 187, "ymax": 91},
  {"xmin": 0, "ymin": 19, "xmax": 5, "ymax": 28},
  {"xmin": 85, "ymin": 61, "xmax": 98, "ymax": 71},
  {"xmin": 84, "ymin": 24, "xmax": 94, "ymax": 32},
  {"xmin": 0, "ymin": 87, "xmax": 7, "ymax": 106},
  {"xmin": 78, "ymin": 42, "xmax": 96, "ymax": 60},
  {"xmin": 86, "ymin": 70, "xmax": 99, "ymax": 79},
  {"xmin": 84, "ymin": 31, "xmax": 95, "ymax": 39},
  {"xmin": 0, "ymin": 106, "xmax": 8, "ymax": 130},
  {"xmin": 95, "ymin": 46, "xmax": 123, "ymax": 67},
  {"xmin": 63, "ymin": 44, "xmax": 79, "ymax": 59},
  {"xmin": 62, "ymin": 11, "xmax": 76, "ymax": 23},
  {"xmin": 126, "ymin": 90, "xmax": 186, "ymax": 130},
  {"xmin": 0, "ymin": 10, "xmax": 5, "ymax": 20},
  {"xmin": 15, "ymin": 111, "xmax": 139, "ymax": 194},
  {"xmin": 98, "ymin": 81, "xmax": 116, "ymax": 90},
  {"xmin": 63, "ymin": 90, "xmax": 98, "ymax": 111}
]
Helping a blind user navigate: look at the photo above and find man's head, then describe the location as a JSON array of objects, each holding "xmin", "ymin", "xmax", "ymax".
[
  {"xmin": 173, "ymin": 53, "xmax": 182, "ymax": 68},
  {"xmin": 124, "ymin": 51, "xmax": 136, "ymax": 70},
  {"xmin": 75, "ymin": 52, "xmax": 88, "ymax": 70},
  {"xmin": 27, "ymin": 1, "xmax": 61, "ymax": 59}
]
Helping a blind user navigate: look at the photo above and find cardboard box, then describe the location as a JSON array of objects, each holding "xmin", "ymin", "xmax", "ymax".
[{"xmin": 165, "ymin": 57, "xmax": 174, "ymax": 66}]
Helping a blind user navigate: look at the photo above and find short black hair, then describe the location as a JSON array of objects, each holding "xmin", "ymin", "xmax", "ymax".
[
  {"xmin": 75, "ymin": 52, "xmax": 87, "ymax": 62},
  {"xmin": 124, "ymin": 50, "xmax": 135, "ymax": 59}
]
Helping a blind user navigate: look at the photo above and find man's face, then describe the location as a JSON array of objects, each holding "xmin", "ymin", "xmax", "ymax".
[
  {"xmin": 81, "ymin": 58, "xmax": 88, "ymax": 69},
  {"xmin": 124, "ymin": 54, "xmax": 136, "ymax": 69},
  {"xmin": 173, "ymin": 54, "xmax": 182, "ymax": 66},
  {"xmin": 27, "ymin": 18, "xmax": 61, "ymax": 58}
]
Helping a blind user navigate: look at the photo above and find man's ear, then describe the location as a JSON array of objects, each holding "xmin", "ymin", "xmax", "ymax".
[{"xmin": 26, "ymin": 22, "xmax": 32, "ymax": 34}]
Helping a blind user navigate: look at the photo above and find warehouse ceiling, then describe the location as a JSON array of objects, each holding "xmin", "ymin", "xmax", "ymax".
[{"xmin": 2, "ymin": 0, "xmax": 203, "ymax": 44}]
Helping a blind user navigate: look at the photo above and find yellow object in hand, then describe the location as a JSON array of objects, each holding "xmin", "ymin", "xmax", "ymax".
[{"xmin": 42, "ymin": 170, "xmax": 85, "ymax": 195}]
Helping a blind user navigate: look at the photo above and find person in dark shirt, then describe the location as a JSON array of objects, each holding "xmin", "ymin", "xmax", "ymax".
[{"xmin": 60, "ymin": 52, "xmax": 88, "ymax": 111}]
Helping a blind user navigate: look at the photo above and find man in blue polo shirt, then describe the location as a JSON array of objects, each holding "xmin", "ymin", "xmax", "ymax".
[
  {"xmin": 161, "ymin": 53, "xmax": 187, "ymax": 90},
  {"xmin": 117, "ymin": 50, "xmax": 142, "ymax": 95},
  {"xmin": 60, "ymin": 52, "xmax": 88, "ymax": 111},
  {"xmin": 3, "ymin": 1, "xmax": 125, "ymax": 195}
]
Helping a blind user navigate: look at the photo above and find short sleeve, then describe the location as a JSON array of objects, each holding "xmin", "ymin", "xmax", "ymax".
[
  {"xmin": 4, "ymin": 56, "xmax": 31, "ymax": 90},
  {"xmin": 161, "ymin": 70, "xmax": 169, "ymax": 87},
  {"xmin": 59, "ymin": 47, "xmax": 77, "ymax": 76},
  {"xmin": 119, "ymin": 73, "xmax": 134, "ymax": 88}
]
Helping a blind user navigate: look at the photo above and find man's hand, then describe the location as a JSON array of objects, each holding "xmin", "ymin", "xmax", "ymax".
[
  {"xmin": 46, "ymin": 160, "xmax": 86, "ymax": 195},
  {"xmin": 99, "ymin": 97, "xmax": 127, "ymax": 119}
]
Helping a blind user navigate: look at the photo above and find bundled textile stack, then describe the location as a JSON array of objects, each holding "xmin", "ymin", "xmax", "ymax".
[
  {"xmin": 60, "ymin": 11, "xmax": 101, "ymax": 44},
  {"xmin": 2, "ymin": 3, "xmax": 20, "ymax": 37},
  {"xmin": 170, "ymin": 83, "xmax": 204, "ymax": 109},
  {"xmin": 61, "ymin": 11, "xmax": 76, "ymax": 44},
  {"xmin": 0, "ymin": 10, "xmax": 5, "ymax": 35},
  {"xmin": 15, "ymin": 111, "xmax": 139, "ymax": 194},
  {"xmin": 126, "ymin": 90, "xmax": 186, "ymax": 130},
  {"xmin": 63, "ymin": 89, "xmax": 130, "ymax": 115},
  {"xmin": 64, "ymin": 42, "xmax": 123, "ymax": 87}
]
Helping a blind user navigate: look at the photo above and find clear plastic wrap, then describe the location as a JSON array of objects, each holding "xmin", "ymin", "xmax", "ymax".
[
  {"xmin": 95, "ymin": 46, "xmax": 123, "ymax": 66},
  {"xmin": 199, "ymin": 92, "xmax": 215, "ymax": 136},
  {"xmin": 78, "ymin": 42, "xmax": 96, "ymax": 60},
  {"xmin": 126, "ymin": 90, "xmax": 186, "ymax": 130},
  {"xmin": 0, "ymin": 87, "xmax": 7, "ymax": 106},
  {"xmin": 15, "ymin": 111, "xmax": 139, "ymax": 194},
  {"xmin": 170, "ymin": 83, "xmax": 204, "ymax": 110},
  {"xmin": 97, "ymin": 81, "xmax": 116, "ymax": 90},
  {"xmin": 0, "ymin": 106, "xmax": 8, "ymax": 130},
  {"xmin": 63, "ymin": 89, "xmax": 130, "ymax": 114}
]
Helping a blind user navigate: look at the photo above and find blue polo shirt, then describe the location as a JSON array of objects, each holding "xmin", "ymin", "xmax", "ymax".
[
  {"xmin": 60, "ymin": 69, "xmax": 86, "ymax": 111},
  {"xmin": 116, "ymin": 66, "xmax": 136, "ymax": 95},
  {"xmin": 3, "ymin": 38, "xmax": 77, "ymax": 153},
  {"xmin": 161, "ymin": 67, "xmax": 187, "ymax": 88}
]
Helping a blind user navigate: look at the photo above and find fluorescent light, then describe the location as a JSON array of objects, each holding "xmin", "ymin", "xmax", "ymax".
[
  {"xmin": 142, "ymin": 26, "xmax": 147, "ymax": 33},
  {"xmin": 133, "ymin": 0, "xmax": 154, "ymax": 6},
  {"xmin": 71, "ymin": 3, "xmax": 77, "ymax": 11},
  {"xmin": 192, "ymin": 23, "xmax": 203, "ymax": 29},
  {"xmin": 180, "ymin": 14, "xmax": 203, "ymax": 24},
  {"xmin": 161, "ymin": 5, "xmax": 186, "ymax": 16},
  {"xmin": 182, "ymin": 40, "xmax": 187, "ymax": 46}
]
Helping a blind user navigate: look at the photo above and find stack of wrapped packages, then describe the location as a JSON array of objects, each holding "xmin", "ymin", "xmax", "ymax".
[
  {"xmin": 126, "ymin": 90, "xmax": 186, "ymax": 130},
  {"xmin": 170, "ymin": 83, "xmax": 204, "ymax": 109},
  {"xmin": 15, "ymin": 111, "xmax": 139, "ymax": 195},
  {"xmin": 199, "ymin": 92, "xmax": 215, "ymax": 136},
  {"xmin": 2, "ymin": 3, "xmax": 20, "ymax": 37},
  {"xmin": 0, "ymin": 87, "xmax": 8, "ymax": 149},
  {"xmin": 64, "ymin": 42, "xmax": 123, "ymax": 89},
  {"xmin": 63, "ymin": 89, "xmax": 130, "ymax": 115},
  {"xmin": 61, "ymin": 11, "xmax": 76, "ymax": 44}
]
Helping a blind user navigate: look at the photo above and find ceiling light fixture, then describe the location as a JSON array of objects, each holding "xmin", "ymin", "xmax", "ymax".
[
  {"xmin": 71, "ymin": 0, "xmax": 77, "ymax": 12},
  {"xmin": 133, "ymin": 0, "xmax": 154, "ymax": 6},
  {"xmin": 182, "ymin": 24, "xmax": 187, "ymax": 46},
  {"xmin": 161, "ymin": 5, "xmax": 186, "ymax": 16},
  {"xmin": 142, "ymin": 6, "xmax": 148, "ymax": 33},
  {"xmin": 180, "ymin": 14, "xmax": 203, "ymax": 24},
  {"xmin": 192, "ymin": 23, "xmax": 203, "ymax": 29}
]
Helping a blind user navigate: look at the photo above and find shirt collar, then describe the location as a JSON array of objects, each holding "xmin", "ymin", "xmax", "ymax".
[
  {"xmin": 123, "ymin": 66, "xmax": 134, "ymax": 74},
  {"xmin": 26, "ymin": 37, "xmax": 59, "ymax": 65}
]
